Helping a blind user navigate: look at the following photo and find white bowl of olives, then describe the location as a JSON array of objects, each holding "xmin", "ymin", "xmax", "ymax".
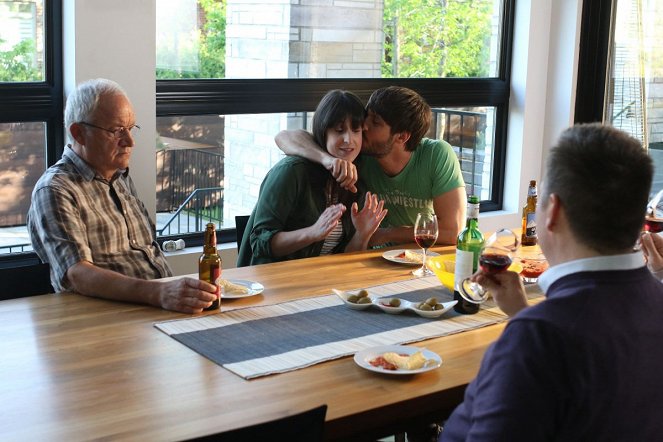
[
  {"xmin": 410, "ymin": 297, "xmax": 457, "ymax": 318},
  {"xmin": 332, "ymin": 288, "xmax": 374, "ymax": 310},
  {"xmin": 373, "ymin": 297, "xmax": 409, "ymax": 314}
]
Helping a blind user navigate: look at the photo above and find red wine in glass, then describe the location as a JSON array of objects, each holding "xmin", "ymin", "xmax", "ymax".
[
  {"xmin": 459, "ymin": 228, "xmax": 519, "ymax": 304},
  {"xmin": 479, "ymin": 253, "xmax": 512, "ymax": 273},
  {"xmin": 644, "ymin": 216, "xmax": 663, "ymax": 233},
  {"xmin": 415, "ymin": 233, "xmax": 437, "ymax": 249}
]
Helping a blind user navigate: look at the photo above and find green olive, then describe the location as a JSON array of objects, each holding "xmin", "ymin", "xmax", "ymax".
[
  {"xmin": 417, "ymin": 302, "xmax": 432, "ymax": 311},
  {"xmin": 434, "ymin": 303, "xmax": 445, "ymax": 311},
  {"xmin": 357, "ymin": 296, "xmax": 371, "ymax": 304},
  {"xmin": 425, "ymin": 297, "xmax": 439, "ymax": 306},
  {"xmin": 389, "ymin": 298, "xmax": 401, "ymax": 307},
  {"xmin": 358, "ymin": 289, "xmax": 369, "ymax": 298},
  {"xmin": 347, "ymin": 295, "xmax": 359, "ymax": 303}
]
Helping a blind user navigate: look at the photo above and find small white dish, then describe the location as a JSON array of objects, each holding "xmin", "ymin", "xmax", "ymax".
[
  {"xmin": 354, "ymin": 345, "xmax": 442, "ymax": 375},
  {"xmin": 221, "ymin": 279, "xmax": 264, "ymax": 299},
  {"xmin": 373, "ymin": 297, "xmax": 409, "ymax": 314},
  {"xmin": 382, "ymin": 249, "xmax": 440, "ymax": 265},
  {"xmin": 332, "ymin": 288, "xmax": 374, "ymax": 310},
  {"xmin": 409, "ymin": 300, "xmax": 457, "ymax": 318}
]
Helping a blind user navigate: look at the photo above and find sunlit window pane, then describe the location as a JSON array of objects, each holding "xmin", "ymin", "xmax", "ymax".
[
  {"xmin": 156, "ymin": 0, "xmax": 503, "ymax": 80},
  {"xmin": 604, "ymin": 0, "xmax": 663, "ymax": 194},
  {"xmin": 155, "ymin": 107, "xmax": 496, "ymax": 238},
  {"xmin": 0, "ymin": 122, "xmax": 45, "ymax": 254},
  {"xmin": 0, "ymin": 0, "xmax": 45, "ymax": 83}
]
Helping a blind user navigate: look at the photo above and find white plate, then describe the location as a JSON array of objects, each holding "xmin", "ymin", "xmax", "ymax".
[
  {"xmin": 221, "ymin": 279, "xmax": 264, "ymax": 299},
  {"xmin": 382, "ymin": 249, "xmax": 440, "ymax": 265},
  {"xmin": 354, "ymin": 345, "xmax": 442, "ymax": 375}
]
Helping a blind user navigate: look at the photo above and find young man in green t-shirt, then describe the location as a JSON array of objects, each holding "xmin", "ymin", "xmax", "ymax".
[{"xmin": 275, "ymin": 86, "xmax": 466, "ymax": 246}]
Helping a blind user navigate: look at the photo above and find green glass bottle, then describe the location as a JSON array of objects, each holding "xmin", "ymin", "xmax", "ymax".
[
  {"xmin": 199, "ymin": 223, "xmax": 221, "ymax": 311},
  {"xmin": 454, "ymin": 196, "xmax": 484, "ymax": 314}
]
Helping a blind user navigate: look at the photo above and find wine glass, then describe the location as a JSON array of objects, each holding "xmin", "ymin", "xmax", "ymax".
[
  {"xmin": 644, "ymin": 189, "xmax": 663, "ymax": 233},
  {"xmin": 459, "ymin": 228, "xmax": 519, "ymax": 303},
  {"xmin": 413, "ymin": 212, "xmax": 439, "ymax": 277}
]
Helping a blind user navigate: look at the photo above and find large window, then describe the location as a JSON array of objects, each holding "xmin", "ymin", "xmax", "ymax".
[
  {"xmin": 156, "ymin": 0, "xmax": 514, "ymax": 243},
  {"xmin": 0, "ymin": 0, "xmax": 63, "ymax": 259},
  {"xmin": 576, "ymin": 0, "xmax": 663, "ymax": 196}
]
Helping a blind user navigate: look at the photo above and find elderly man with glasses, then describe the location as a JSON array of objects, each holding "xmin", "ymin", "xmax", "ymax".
[{"xmin": 27, "ymin": 78, "xmax": 218, "ymax": 313}]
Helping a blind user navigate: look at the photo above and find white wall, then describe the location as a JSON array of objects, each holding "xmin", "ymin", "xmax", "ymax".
[
  {"xmin": 63, "ymin": 0, "xmax": 584, "ymax": 275},
  {"xmin": 64, "ymin": 0, "xmax": 157, "ymax": 220},
  {"xmin": 480, "ymin": 0, "xmax": 582, "ymax": 233}
]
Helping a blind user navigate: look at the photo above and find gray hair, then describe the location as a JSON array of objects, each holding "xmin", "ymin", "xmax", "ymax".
[{"xmin": 64, "ymin": 78, "xmax": 127, "ymax": 143}]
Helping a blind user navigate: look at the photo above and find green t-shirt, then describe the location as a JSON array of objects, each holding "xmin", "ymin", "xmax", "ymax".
[{"xmin": 357, "ymin": 138, "xmax": 464, "ymax": 227}]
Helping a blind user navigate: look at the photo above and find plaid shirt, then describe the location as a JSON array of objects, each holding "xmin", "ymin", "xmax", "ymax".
[{"xmin": 27, "ymin": 146, "xmax": 172, "ymax": 292}]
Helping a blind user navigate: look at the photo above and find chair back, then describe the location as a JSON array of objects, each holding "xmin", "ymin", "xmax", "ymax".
[
  {"xmin": 235, "ymin": 215, "xmax": 250, "ymax": 251},
  {"xmin": 187, "ymin": 404, "xmax": 327, "ymax": 442},
  {"xmin": 0, "ymin": 262, "xmax": 54, "ymax": 300}
]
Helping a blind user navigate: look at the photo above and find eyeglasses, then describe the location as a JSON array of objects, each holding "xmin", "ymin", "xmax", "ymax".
[{"xmin": 79, "ymin": 122, "xmax": 141, "ymax": 139}]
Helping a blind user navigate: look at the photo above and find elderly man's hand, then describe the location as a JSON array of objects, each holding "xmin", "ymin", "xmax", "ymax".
[
  {"xmin": 158, "ymin": 277, "xmax": 219, "ymax": 314},
  {"xmin": 473, "ymin": 270, "xmax": 529, "ymax": 317}
]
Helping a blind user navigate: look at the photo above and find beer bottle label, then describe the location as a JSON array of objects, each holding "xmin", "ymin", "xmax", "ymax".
[
  {"xmin": 212, "ymin": 266, "xmax": 221, "ymax": 297},
  {"xmin": 525, "ymin": 213, "xmax": 537, "ymax": 238}
]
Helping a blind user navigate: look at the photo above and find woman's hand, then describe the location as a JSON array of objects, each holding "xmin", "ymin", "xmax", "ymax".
[
  {"xmin": 347, "ymin": 192, "xmax": 387, "ymax": 250},
  {"xmin": 310, "ymin": 203, "xmax": 347, "ymax": 242}
]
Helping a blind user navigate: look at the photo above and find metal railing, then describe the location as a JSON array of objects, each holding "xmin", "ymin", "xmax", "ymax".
[
  {"xmin": 156, "ymin": 187, "xmax": 224, "ymax": 236},
  {"xmin": 431, "ymin": 108, "xmax": 487, "ymax": 197}
]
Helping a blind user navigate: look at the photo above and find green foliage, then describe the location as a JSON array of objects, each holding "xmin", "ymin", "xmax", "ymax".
[
  {"xmin": 382, "ymin": 0, "xmax": 492, "ymax": 78},
  {"xmin": 156, "ymin": 0, "xmax": 226, "ymax": 79},
  {"xmin": 0, "ymin": 38, "xmax": 41, "ymax": 82}
]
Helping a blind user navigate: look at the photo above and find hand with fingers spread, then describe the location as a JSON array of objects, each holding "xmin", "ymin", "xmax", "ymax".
[
  {"xmin": 310, "ymin": 203, "xmax": 347, "ymax": 241},
  {"xmin": 350, "ymin": 192, "xmax": 387, "ymax": 244}
]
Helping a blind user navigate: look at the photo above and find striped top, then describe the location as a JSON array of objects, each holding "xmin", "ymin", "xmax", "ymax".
[
  {"xmin": 27, "ymin": 146, "xmax": 172, "ymax": 292},
  {"xmin": 320, "ymin": 184, "xmax": 344, "ymax": 255}
]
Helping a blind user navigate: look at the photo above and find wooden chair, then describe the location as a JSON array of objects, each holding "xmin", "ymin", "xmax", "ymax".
[
  {"xmin": 235, "ymin": 215, "xmax": 250, "ymax": 252},
  {"xmin": 187, "ymin": 404, "xmax": 327, "ymax": 442},
  {"xmin": 0, "ymin": 262, "xmax": 54, "ymax": 300}
]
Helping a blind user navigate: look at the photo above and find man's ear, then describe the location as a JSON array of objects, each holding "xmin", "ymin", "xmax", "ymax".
[
  {"xmin": 545, "ymin": 193, "xmax": 562, "ymax": 230},
  {"xmin": 395, "ymin": 131, "xmax": 411, "ymax": 146},
  {"xmin": 69, "ymin": 123, "xmax": 86, "ymax": 145}
]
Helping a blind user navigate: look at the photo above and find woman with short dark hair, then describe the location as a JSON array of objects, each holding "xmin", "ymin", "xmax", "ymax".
[{"xmin": 237, "ymin": 90, "xmax": 386, "ymax": 267}]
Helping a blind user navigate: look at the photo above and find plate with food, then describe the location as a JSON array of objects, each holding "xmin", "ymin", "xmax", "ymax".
[
  {"xmin": 354, "ymin": 345, "xmax": 442, "ymax": 375},
  {"xmin": 382, "ymin": 249, "xmax": 440, "ymax": 265},
  {"xmin": 220, "ymin": 279, "xmax": 264, "ymax": 298}
]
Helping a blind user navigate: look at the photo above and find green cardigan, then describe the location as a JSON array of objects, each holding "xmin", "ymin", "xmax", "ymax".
[{"xmin": 237, "ymin": 156, "xmax": 362, "ymax": 267}]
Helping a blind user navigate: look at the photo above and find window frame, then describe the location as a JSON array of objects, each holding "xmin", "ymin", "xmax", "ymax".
[
  {"xmin": 0, "ymin": 0, "xmax": 64, "ymax": 266},
  {"xmin": 156, "ymin": 0, "xmax": 516, "ymax": 245}
]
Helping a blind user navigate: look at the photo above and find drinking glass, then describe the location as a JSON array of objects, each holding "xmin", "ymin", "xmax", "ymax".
[
  {"xmin": 459, "ymin": 228, "xmax": 519, "ymax": 303},
  {"xmin": 412, "ymin": 212, "xmax": 439, "ymax": 277},
  {"xmin": 644, "ymin": 189, "xmax": 663, "ymax": 233}
]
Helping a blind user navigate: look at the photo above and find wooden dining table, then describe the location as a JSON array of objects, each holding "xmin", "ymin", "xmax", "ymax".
[{"xmin": 0, "ymin": 244, "xmax": 512, "ymax": 441}]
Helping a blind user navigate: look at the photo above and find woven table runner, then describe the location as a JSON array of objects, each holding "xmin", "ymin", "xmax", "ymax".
[{"xmin": 155, "ymin": 276, "xmax": 543, "ymax": 379}]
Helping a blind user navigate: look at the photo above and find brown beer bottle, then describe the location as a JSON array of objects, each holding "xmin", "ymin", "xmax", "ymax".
[
  {"xmin": 521, "ymin": 180, "xmax": 538, "ymax": 246},
  {"xmin": 199, "ymin": 223, "xmax": 221, "ymax": 310}
]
